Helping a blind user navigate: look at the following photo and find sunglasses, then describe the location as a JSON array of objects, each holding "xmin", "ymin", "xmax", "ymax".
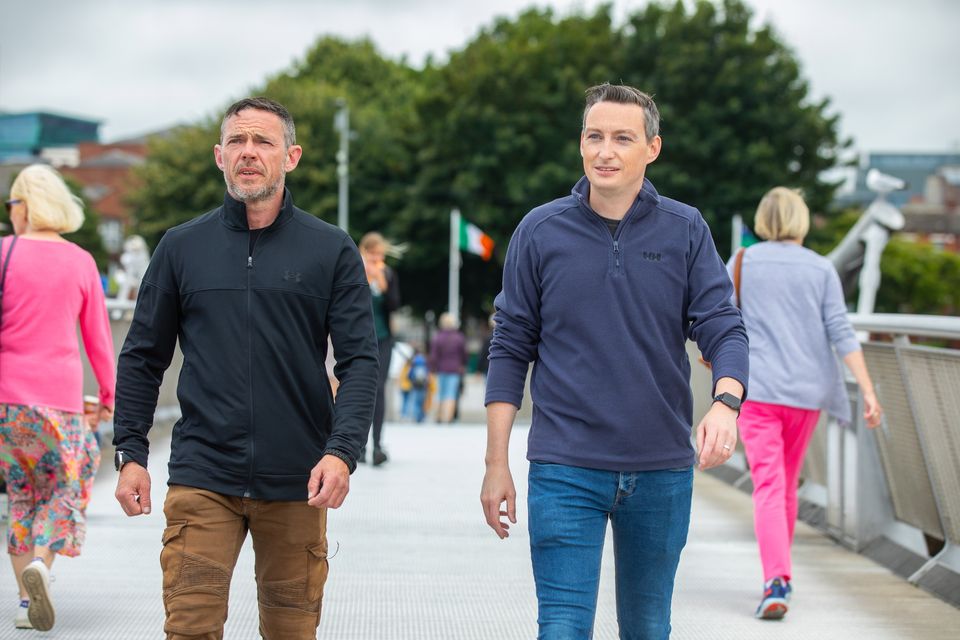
[{"xmin": 4, "ymin": 199, "xmax": 22, "ymax": 213}]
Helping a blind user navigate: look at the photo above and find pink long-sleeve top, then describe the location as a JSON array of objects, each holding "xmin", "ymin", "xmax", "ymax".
[{"xmin": 0, "ymin": 237, "xmax": 116, "ymax": 413}]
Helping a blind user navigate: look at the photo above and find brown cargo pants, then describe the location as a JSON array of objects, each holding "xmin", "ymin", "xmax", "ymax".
[{"xmin": 160, "ymin": 485, "xmax": 329, "ymax": 639}]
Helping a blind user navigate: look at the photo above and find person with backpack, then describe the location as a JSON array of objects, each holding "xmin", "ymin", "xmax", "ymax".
[{"xmin": 406, "ymin": 348, "xmax": 430, "ymax": 424}]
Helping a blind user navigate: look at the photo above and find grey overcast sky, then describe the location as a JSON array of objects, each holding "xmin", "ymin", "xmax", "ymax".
[{"xmin": 1, "ymin": 0, "xmax": 957, "ymax": 155}]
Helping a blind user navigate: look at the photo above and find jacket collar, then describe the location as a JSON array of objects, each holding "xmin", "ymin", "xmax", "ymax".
[
  {"xmin": 219, "ymin": 188, "xmax": 295, "ymax": 231},
  {"xmin": 571, "ymin": 176, "xmax": 661, "ymax": 222}
]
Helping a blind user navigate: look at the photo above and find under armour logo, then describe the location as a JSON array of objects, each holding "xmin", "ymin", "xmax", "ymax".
[{"xmin": 283, "ymin": 270, "xmax": 302, "ymax": 283}]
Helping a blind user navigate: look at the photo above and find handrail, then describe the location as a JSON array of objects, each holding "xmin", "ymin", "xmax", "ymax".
[{"xmin": 848, "ymin": 313, "xmax": 960, "ymax": 340}]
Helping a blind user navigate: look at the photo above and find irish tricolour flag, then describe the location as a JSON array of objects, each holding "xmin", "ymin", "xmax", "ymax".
[{"xmin": 459, "ymin": 217, "xmax": 495, "ymax": 261}]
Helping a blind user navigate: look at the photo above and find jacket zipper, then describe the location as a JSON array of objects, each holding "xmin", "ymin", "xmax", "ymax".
[
  {"xmin": 244, "ymin": 233, "xmax": 260, "ymax": 497},
  {"xmin": 578, "ymin": 195, "xmax": 630, "ymax": 275}
]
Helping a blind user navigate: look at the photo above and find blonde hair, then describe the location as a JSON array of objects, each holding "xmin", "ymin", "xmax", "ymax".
[
  {"xmin": 439, "ymin": 312, "xmax": 459, "ymax": 330},
  {"xmin": 10, "ymin": 164, "xmax": 84, "ymax": 233},
  {"xmin": 359, "ymin": 231, "xmax": 406, "ymax": 259},
  {"xmin": 754, "ymin": 187, "xmax": 809, "ymax": 242}
]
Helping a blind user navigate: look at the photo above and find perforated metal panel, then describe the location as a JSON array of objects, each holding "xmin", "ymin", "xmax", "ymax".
[
  {"xmin": 899, "ymin": 346, "xmax": 960, "ymax": 545},
  {"xmin": 862, "ymin": 343, "xmax": 943, "ymax": 537},
  {"xmin": 801, "ymin": 413, "xmax": 829, "ymax": 487}
]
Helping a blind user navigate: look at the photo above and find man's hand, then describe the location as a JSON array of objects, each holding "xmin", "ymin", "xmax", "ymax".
[
  {"xmin": 696, "ymin": 403, "xmax": 738, "ymax": 471},
  {"xmin": 307, "ymin": 454, "xmax": 350, "ymax": 509},
  {"xmin": 480, "ymin": 463, "xmax": 517, "ymax": 539},
  {"xmin": 115, "ymin": 462, "xmax": 152, "ymax": 516}
]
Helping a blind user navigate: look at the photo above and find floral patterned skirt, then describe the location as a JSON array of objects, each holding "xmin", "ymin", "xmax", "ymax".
[{"xmin": 0, "ymin": 403, "xmax": 100, "ymax": 557}]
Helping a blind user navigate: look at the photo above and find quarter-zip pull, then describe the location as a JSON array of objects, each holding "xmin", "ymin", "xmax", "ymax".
[
  {"xmin": 247, "ymin": 255, "xmax": 253, "ymax": 268},
  {"xmin": 613, "ymin": 240, "xmax": 621, "ymax": 268}
]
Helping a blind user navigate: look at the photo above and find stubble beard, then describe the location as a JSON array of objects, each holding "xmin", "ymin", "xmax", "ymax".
[{"xmin": 225, "ymin": 171, "xmax": 286, "ymax": 204}]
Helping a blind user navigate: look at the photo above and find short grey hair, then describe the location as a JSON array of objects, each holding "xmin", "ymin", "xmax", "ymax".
[
  {"xmin": 221, "ymin": 97, "xmax": 296, "ymax": 148},
  {"xmin": 583, "ymin": 83, "xmax": 660, "ymax": 142}
]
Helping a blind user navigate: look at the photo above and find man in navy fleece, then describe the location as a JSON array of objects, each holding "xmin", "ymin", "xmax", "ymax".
[{"xmin": 480, "ymin": 83, "xmax": 749, "ymax": 639}]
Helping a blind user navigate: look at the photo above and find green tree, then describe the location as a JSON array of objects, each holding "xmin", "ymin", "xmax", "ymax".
[
  {"xmin": 620, "ymin": 0, "xmax": 847, "ymax": 253},
  {"xmin": 402, "ymin": 7, "xmax": 620, "ymax": 316},
  {"xmin": 808, "ymin": 209, "xmax": 960, "ymax": 315},
  {"xmin": 128, "ymin": 2, "xmax": 848, "ymax": 317},
  {"xmin": 876, "ymin": 239, "xmax": 960, "ymax": 315},
  {"xmin": 129, "ymin": 37, "xmax": 421, "ymax": 265}
]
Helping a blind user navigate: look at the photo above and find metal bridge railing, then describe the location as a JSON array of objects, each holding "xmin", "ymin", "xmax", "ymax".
[{"xmin": 691, "ymin": 312, "xmax": 960, "ymax": 607}]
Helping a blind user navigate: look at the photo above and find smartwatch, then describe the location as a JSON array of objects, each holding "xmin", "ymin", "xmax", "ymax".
[
  {"xmin": 713, "ymin": 392, "xmax": 742, "ymax": 415},
  {"xmin": 114, "ymin": 450, "xmax": 134, "ymax": 472}
]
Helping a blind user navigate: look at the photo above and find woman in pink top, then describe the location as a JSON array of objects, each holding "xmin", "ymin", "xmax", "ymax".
[{"xmin": 0, "ymin": 164, "xmax": 116, "ymax": 631}]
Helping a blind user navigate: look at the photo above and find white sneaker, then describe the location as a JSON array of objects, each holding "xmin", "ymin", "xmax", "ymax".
[
  {"xmin": 21, "ymin": 561, "xmax": 54, "ymax": 631},
  {"xmin": 14, "ymin": 600, "xmax": 31, "ymax": 629}
]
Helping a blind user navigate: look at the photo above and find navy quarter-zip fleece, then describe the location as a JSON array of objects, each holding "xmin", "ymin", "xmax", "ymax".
[
  {"xmin": 114, "ymin": 189, "xmax": 379, "ymax": 500},
  {"xmin": 485, "ymin": 177, "xmax": 748, "ymax": 471}
]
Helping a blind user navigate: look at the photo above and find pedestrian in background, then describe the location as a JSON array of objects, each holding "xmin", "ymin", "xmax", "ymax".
[
  {"xmin": 429, "ymin": 312, "xmax": 467, "ymax": 424},
  {"xmin": 404, "ymin": 345, "xmax": 430, "ymax": 423},
  {"xmin": 113, "ymin": 97, "xmax": 379, "ymax": 639},
  {"xmin": 0, "ymin": 164, "xmax": 115, "ymax": 631},
  {"xmin": 481, "ymin": 83, "xmax": 748, "ymax": 639},
  {"xmin": 733, "ymin": 186, "xmax": 882, "ymax": 620},
  {"xmin": 358, "ymin": 231, "xmax": 401, "ymax": 466}
]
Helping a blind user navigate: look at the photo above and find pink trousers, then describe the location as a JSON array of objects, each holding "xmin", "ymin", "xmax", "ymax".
[{"xmin": 738, "ymin": 400, "xmax": 820, "ymax": 582}]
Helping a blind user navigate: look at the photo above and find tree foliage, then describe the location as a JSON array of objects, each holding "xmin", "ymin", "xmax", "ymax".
[
  {"xmin": 620, "ymin": 0, "xmax": 846, "ymax": 244},
  {"xmin": 129, "ymin": 0, "xmax": 852, "ymax": 318},
  {"xmin": 808, "ymin": 209, "xmax": 960, "ymax": 316},
  {"xmin": 876, "ymin": 239, "xmax": 960, "ymax": 315}
]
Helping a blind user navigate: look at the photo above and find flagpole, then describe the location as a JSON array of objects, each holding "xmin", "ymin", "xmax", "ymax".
[
  {"xmin": 449, "ymin": 208, "xmax": 461, "ymax": 322},
  {"xmin": 731, "ymin": 213, "xmax": 743, "ymax": 254}
]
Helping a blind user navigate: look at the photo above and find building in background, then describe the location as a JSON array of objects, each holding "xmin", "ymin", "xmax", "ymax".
[
  {"xmin": 1, "ymin": 111, "xmax": 153, "ymax": 259},
  {"xmin": 833, "ymin": 152, "xmax": 960, "ymax": 255},
  {"xmin": 900, "ymin": 165, "xmax": 960, "ymax": 253},
  {"xmin": 837, "ymin": 152, "xmax": 960, "ymax": 209},
  {"xmin": 0, "ymin": 111, "xmax": 100, "ymax": 166},
  {"xmin": 61, "ymin": 140, "xmax": 147, "ymax": 255}
]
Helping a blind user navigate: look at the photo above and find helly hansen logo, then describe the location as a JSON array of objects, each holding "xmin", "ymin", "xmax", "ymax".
[
  {"xmin": 642, "ymin": 251, "xmax": 662, "ymax": 262},
  {"xmin": 283, "ymin": 270, "xmax": 302, "ymax": 283}
]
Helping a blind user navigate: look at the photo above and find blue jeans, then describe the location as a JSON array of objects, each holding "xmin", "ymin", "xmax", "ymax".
[{"xmin": 528, "ymin": 462, "xmax": 693, "ymax": 640}]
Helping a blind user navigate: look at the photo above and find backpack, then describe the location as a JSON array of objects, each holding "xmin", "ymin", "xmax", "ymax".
[{"xmin": 408, "ymin": 355, "xmax": 429, "ymax": 389}]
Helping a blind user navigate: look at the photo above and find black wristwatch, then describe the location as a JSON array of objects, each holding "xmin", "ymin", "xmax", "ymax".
[
  {"xmin": 713, "ymin": 392, "xmax": 742, "ymax": 415},
  {"xmin": 114, "ymin": 450, "xmax": 134, "ymax": 471}
]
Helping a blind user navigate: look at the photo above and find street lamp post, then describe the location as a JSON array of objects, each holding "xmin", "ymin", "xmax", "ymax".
[{"xmin": 334, "ymin": 98, "xmax": 350, "ymax": 232}]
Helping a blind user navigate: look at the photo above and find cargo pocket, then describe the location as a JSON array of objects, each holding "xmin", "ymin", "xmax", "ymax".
[
  {"xmin": 305, "ymin": 542, "xmax": 329, "ymax": 603},
  {"xmin": 160, "ymin": 520, "xmax": 187, "ymax": 593}
]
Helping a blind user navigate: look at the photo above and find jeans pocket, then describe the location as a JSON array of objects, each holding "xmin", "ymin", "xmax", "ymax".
[
  {"xmin": 305, "ymin": 542, "xmax": 329, "ymax": 602},
  {"xmin": 160, "ymin": 520, "xmax": 187, "ymax": 592}
]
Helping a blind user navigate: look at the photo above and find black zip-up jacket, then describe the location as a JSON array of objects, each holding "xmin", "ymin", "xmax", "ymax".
[{"xmin": 113, "ymin": 190, "xmax": 379, "ymax": 500}]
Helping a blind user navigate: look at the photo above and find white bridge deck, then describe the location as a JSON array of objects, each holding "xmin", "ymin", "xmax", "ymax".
[{"xmin": 1, "ymin": 422, "xmax": 958, "ymax": 639}]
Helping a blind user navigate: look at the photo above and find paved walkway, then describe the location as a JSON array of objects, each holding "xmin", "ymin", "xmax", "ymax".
[{"xmin": 2, "ymin": 423, "xmax": 959, "ymax": 639}]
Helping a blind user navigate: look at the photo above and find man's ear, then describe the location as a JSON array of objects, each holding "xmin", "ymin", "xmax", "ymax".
[
  {"xmin": 285, "ymin": 145, "xmax": 303, "ymax": 172},
  {"xmin": 213, "ymin": 144, "xmax": 224, "ymax": 171},
  {"xmin": 647, "ymin": 136, "xmax": 662, "ymax": 164}
]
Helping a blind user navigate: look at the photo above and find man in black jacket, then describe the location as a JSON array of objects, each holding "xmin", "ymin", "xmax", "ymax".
[{"xmin": 113, "ymin": 97, "xmax": 379, "ymax": 639}]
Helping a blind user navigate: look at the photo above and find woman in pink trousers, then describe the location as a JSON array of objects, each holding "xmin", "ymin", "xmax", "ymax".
[{"xmin": 731, "ymin": 187, "xmax": 882, "ymax": 620}]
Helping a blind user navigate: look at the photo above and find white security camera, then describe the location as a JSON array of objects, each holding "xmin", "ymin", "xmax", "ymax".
[{"xmin": 866, "ymin": 168, "xmax": 906, "ymax": 194}]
